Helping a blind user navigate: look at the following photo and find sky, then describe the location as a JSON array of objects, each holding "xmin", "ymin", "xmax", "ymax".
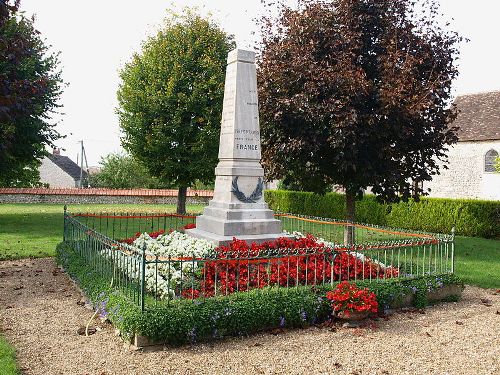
[{"xmin": 19, "ymin": 0, "xmax": 500, "ymax": 166}]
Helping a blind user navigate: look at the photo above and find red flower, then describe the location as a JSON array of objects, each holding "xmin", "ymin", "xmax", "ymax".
[
  {"xmin": 181, "ymin": 288, "xmax": 201, "ymax": 299},
  {"xmin": 326, "ymin": 281, "xmax": 379, "ymax": 315}
]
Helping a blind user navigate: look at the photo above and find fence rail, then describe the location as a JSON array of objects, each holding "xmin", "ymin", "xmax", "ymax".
[{"xmin": 63, "ymin": 208, "xmax": 455, "ymax": 311}]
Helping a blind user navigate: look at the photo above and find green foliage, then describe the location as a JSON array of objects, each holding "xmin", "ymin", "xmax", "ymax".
[
  {"xmin": 57, "ymin": 241, "xmax": 463, "ymax": 345},
  {"xmin": 117, "ymin": 8, "xmax": 235, "ymax": 212},
  {"xmin": 258, "ymin": 0, "xmax": 462, "ymax": 226},
  {"xmin": 495, "ymin": 156, "xmax": 500, "ymax": 173},
  {"xmin": 265, "ymin": 190, "xmax": 388, "ymax": 225},
  {"xmin": 266, "ymin": 190, "xmax": 500, "ymax": 238},
  {"xmin": 387, "ymin": 198, "xmax": 499, "ymax": 238},
  {"xmin": 89, "ymin": 152, "xmax": 164, "ymax": 189},
  {"xmin": 0, "ymin": 1, "xmax": 64, "ymax": 187},
  {"xmin": 136, "ymin": 288, "xmax": 331, "ymax": 345},
  {"xmin": 0, "ymin": 335, "xmax": 18, "ymax": 375}
]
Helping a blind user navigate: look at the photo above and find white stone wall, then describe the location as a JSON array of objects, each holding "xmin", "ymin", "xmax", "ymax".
[
  {"xmin": 424, "ymin": 140, "xmax": 500, "ymax": 200},
  {"xmin": 39, "ymin": 157, "xmax": 77, "ymax": 188}
]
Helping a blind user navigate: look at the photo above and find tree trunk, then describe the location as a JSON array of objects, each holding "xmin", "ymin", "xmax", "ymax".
[
  {"xmin": 177, "ymin": 185, "xmax": 188, "ymax": 215},
  {"xmin": 343, "ymin": 189, "xmax": 356, "ymax": 245},
  {"xmin": 412, "ymin": 179, "xmax": 421, "ymax": 201}
]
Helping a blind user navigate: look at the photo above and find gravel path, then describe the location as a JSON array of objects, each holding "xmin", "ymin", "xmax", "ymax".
[{"xmin": 0, "ymin": 258, "xmax": 499, "ymax": 375}]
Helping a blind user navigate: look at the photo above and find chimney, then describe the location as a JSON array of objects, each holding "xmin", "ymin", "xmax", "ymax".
[{"xmin": 52, "ymin": 148, "xmax": 61, "ymax": 155}]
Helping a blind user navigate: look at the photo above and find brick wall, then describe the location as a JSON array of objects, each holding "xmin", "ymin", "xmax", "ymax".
[{"xmin": 0, "ymin": 188, "xmax": 213, "ymax": 205}]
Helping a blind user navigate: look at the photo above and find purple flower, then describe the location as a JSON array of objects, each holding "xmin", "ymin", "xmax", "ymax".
[
  {"xmin": 188, "ymin": 327, "xmax": 197, "ymax": 343},
  {"xmin": 98, "ymin": 299, "xmax": 108, "ymax": 319},
  {"xmin": 279, "ymin": 316, "xmax": 286, "ymax": 327},
  {"xmin": 300, "ymin": 310, "xmax": 307, "ymax": 322}
]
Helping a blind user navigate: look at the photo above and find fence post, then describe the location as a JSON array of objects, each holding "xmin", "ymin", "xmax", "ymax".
[
  {"xmin": 450, "ymin": 226, "xmax": 455, "ymax": 274},
  {"xmin": 63, "ymin": 205, "xmax": 67, "ymax": 242},
  {"xmin": 140, "ymin": 243, "xmax": 146, "ymax": 312}
]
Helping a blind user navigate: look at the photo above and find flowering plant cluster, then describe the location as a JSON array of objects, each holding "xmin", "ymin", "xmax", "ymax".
[
  {"xmin": 133, "ymin": 230, "xmax": 215, "ymax": 258},
  {"xmin": 105, "ymin": 230, "xmax": 215, "ymax": 300},
  {"xmin": 201, "ymin": 235, "xmax": 329, "ymax": 296},
  {"xmin": 326, "ymin": 281, "xmax": 379, "ymax": 317},
  {"xmin": 119, "ymin": 229, "xmax": 165, "ymax": 245},
  {"xmin": 110, "ymin": 229, "xmax": 399, "ymax": 300},
  {"xmin": 199, "ymin": 235, "xmax": 399, "ymax": 298},
  {"xmin": 132, "ymin": 231, "xmax": 215, "ymax": 299}
]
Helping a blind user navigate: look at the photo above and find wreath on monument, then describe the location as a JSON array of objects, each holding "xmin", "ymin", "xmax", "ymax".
[{"xmin": 231, "ymin": 176, "xmax": 264, "ymax": 203}]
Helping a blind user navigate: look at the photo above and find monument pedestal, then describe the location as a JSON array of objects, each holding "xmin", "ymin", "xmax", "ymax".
[
  {"xmin": 187, "ymin": 201, "xmax": 284, "ymax": 246},
  {"xmin": 186, "ymin": 49, "xmax": 287, "ymax": 246}
]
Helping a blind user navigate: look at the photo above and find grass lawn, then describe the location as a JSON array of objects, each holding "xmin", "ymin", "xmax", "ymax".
[
  {"xmin": 0, "ymin": 335, "xmax": 18, "ymax": 375},
  {"xmin": 0, "ymin": 203, "xmax": 498, "ymax": 288},
  {"xmin": 454, "ymin": 236, "xmax": 500, "ymax": 289},
  {"xmin": 0, "ymin": 204, "xmax": 203, "ymax": 260}
]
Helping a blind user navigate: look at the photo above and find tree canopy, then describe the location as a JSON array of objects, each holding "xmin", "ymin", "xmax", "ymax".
[
  {"xmin": 258, "ymin": 0, "xmax": 462, "ymax": 239},
  {"xmin": 117, "ymin": 10, "xmax": 235, "ymax": 213},
  {"xmin": 0, "ymin": 0, "xmax": 64, "ymax": 187},
  {"xmin": 89, "ymin": 152, "xmax": 163, "ymax": 189}
]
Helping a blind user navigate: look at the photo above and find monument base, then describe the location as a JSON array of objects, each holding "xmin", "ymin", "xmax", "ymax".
[
  {"xmin": 185, "ymin": 227, "xmax": 289, "ymax": 247},
  {"xmin": 186, "ymin": 200, "xmax": 291, "ymax": 246}
]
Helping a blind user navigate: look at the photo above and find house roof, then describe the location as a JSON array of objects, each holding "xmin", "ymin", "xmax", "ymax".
[
  {"xmin": 455, "ymin": 91, "xmax": 500, "ymax": 142},
  {"xmin": 48, "ymin": 154, "xmax": 88, "ymax": 180}
]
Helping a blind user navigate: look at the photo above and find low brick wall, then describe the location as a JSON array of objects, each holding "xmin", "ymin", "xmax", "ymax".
[{"xmin": 0, "ymin": 188, "xmax": 213, "ymax": 205}]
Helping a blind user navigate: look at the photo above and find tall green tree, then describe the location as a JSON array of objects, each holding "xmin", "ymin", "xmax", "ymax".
[
  {"xmin": 89, "ymin": 152, "xmax": 163, "ymax": 189},
  {"xmin": 258, "ymin": 0, "xmax": 462, "ymax": 242},
  {"xmin": 0, "ymin": 0, "xmax": 64, "ymax": 187},
  {"xmin": 117, "ymin": 10, "xmax": 234, "ymax": 213}
]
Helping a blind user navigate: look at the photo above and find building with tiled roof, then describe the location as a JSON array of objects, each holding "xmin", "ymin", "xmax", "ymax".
[
  {"xmin": 423, "ymin": 91, "xmax": 500, "ymax": 200},
  {"xmin": 39, "ymin": 149, "xmax": 88, "ymax": 188}
]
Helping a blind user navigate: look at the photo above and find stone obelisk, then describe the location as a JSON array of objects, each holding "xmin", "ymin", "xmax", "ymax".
[{"xmin": 186, "ymin": 49, "xmax": 284, "ymax": 245}]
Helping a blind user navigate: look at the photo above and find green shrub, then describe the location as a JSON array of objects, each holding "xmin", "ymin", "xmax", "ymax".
[
  {"xmin": 57, "ymin": 242, "xmax": 464, "ymax": 346},
  {"xmin": 265, "ymin": 190, "xmax": 500, "ymax": 238},
  {"xmin": 387, "ymin": 198, "xmax": 499, "ymax": 238}
]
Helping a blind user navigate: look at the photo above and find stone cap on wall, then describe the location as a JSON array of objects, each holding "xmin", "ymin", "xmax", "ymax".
[{"xmin": 0, "ymin": 188, "xmax": 214, "ymax": 197}]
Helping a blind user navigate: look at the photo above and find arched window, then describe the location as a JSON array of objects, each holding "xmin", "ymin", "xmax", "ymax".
[{"xmin": 484, "ymin": 149, "xmax": 499, "ymax": 172}]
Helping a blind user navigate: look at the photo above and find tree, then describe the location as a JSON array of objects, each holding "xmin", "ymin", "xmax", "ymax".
[
  {"xmin": 0, "ymin": 0, "xmax": 64, "ymax": 187},
  {"xmin": 258, "ymin": 0, "xmax": 461, "ymax": 242},
  {"xmin": 89, "ymin": 152, "xmax": 163, "ymax": 189},
  {"xmin": 117, "ymin": 10, "xmax": 234, "ymax": 213}
]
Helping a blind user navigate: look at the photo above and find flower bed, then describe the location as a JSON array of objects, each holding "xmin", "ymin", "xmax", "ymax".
[
  {"xmin": 56, "ymin": 241, "xmax": 464, "ymax": 346},
  {"xmin": 115, "ymin": 230, "xmax": 400, "ymax": 300}
]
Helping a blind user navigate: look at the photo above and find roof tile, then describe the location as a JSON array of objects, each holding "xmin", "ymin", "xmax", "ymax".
[{"xmin": 455, "ymin": 91, "xmax": 500, "ymax": 141}]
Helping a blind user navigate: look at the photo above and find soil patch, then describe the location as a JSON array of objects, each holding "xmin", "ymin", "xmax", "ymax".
[{"xmin": 0, "ymin": 258, "xmax": 498, "ymax": 375}]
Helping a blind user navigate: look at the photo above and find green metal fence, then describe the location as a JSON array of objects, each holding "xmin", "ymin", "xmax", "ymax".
[{"xmin": 63, "ymin": 208, "xmax": 455, "ymax": 311}]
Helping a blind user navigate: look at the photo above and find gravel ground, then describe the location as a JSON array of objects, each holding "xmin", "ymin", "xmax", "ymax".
[{"xmin": 0, "ymin": 258, "xmax": 499, "ymax": 375}]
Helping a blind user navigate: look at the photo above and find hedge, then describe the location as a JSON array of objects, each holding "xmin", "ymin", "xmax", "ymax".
[
  {"xmin": 265, "ymin": 190, "xmax": 500, "ymax": 238},
  {"xmin": 57, "ymin": 242, "xmax": 463, "ymax": 346}
]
